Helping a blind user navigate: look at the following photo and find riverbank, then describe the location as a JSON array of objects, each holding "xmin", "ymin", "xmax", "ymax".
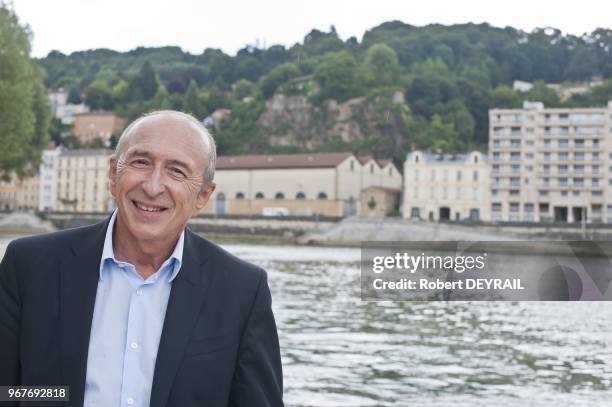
[{"xmin": 3, "ymin": 212, "xmax": 612, "ymax": 246}]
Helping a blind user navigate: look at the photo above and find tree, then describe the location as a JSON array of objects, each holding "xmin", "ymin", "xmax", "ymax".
[
  {"xmin": 84, "ymin": 80, "xmax": 114, "ymax": 110},
  {"xmin": 0, "ymin": 3, "xmax": 50, "ymax": 176},
  {"xmin": 232, "ymin": 79, "xmax": 255, "ymax": 100},
  {"xmin": 490, "ymin": 85, "xmax": 521, "ymax": 108},
  {"xmin": 523, "ymin": 81, "xmax": 560, "ymax": 106},
  {"xmin": 128, "ymin": 61, "xmax": 159, "ymax": 101},
  {"xmin": 67, "ymin": 85, "xmax": 82, "ymax": 104},
  {"xmin": 258, "ymin": 63, "xmax": 299, "ymax": 98},
  {"xmin": 182, "ymin": 80, "xmax": 206, "ymax": 119},
  {"xmin": 313, "ymin": 51, "xmax": 361, "ymax": 102},
  {"xmin": 361, "ymin": 43, "xmax": 402, "ymax": 88}
]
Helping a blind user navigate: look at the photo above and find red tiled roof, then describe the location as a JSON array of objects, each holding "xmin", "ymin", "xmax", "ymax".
[{"xmin": 216, "ymin": 152, "xmax": 354, "ymax": 170}]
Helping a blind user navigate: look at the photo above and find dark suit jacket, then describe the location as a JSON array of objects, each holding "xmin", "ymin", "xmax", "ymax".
[{"xmin": 0, "ymin": 218, "xmax": 284, "ymax": 407}]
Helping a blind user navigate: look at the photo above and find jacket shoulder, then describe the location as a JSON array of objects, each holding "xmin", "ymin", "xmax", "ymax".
[
  {"xmin": 6, "ymin": 220, "xmax": 108, "ymax": 258},
  {"xmin": 186, "ymin": 229, "xmax": 266, "ymax": 282}
]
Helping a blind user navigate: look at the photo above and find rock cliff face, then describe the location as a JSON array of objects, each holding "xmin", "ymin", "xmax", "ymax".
[{"xmin": 256, "ymin": 92, "xmax": 409, "ymax": 151}]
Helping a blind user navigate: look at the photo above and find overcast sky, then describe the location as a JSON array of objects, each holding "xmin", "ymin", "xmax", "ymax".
[{"xmin": 12, "ymin": 0, "xmax": 612, "ymax": 58}]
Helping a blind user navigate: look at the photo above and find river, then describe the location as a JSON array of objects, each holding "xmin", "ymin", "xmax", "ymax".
[{"xmin": 2, "ymin": 237, "xmax": 612, "ymax": 406}]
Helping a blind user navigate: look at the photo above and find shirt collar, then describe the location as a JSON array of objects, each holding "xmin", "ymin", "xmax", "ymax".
[{"xmin": 99, "ymin": 209, "xmax": 184, "ymax": 282}]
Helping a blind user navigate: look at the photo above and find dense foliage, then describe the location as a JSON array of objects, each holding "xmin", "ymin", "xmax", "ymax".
[
  {"xmin": 37, "ymin": 22, "xmax": 612, "ymax": 162},
  {"xmin": 0, "ymin": 2, "xmax": 49, "ymax": 177}
]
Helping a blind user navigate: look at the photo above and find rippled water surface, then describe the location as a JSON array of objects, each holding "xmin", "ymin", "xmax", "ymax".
[
  {"xmin": 2, "ymin": 238, "xmax": 611, "ymax": 406},
  {"xmin": 225, "ymin": 244, "xmax": 612, "ymax": 407}
]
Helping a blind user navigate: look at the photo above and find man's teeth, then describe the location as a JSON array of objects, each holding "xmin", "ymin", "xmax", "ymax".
[{"xmin": 135, "ymin": 202, "xmax": 165, "ymax": 212}]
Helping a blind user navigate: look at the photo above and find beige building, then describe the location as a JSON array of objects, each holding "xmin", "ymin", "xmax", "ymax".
[
  {"xmin": 73, "ymin": 111, "xmax": 125, "ymax": 145},
  {"xmin": 56, "ymin": 149, "xmax": 113, "ymax": 212},
  {"xmin": 0, "ymin": 174, "xmax": 39, "ymax": 210},
  {"xmin": 489, "ymin": 101, "xmax": 612, "ymax": 223},
  {"xmin": 16, "ymin": 176, "xmax": 39, "ymax": 209},
  {"xmin": 203, "ymin": 152, "xmax": 402, "ymax": 217},
  {"xmin": 403, "ymin": 151, "xmax": 490, "ymax": 222}
]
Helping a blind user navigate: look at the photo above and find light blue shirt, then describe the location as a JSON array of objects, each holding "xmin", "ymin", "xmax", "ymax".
[{"xmin": 84, "ymin": 210, "xmax": 184, "ymax": 407}]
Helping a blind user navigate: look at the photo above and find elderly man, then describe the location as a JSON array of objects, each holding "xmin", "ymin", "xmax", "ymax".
[{"xmin": 0, "ymin": 111, "xmax": 284, "ymax": 407}]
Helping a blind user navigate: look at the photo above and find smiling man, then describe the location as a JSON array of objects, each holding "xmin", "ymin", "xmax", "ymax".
[{"xmin": 0, "ymin": 111, "xmax": 284, "ymax": 407}]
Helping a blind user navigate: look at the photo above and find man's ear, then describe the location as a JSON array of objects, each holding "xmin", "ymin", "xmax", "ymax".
[
  {"xmin": 194, "ymin": 181, "xmax": 216, "ymax": 213},
  {"xmin": 108, "ymin": 155, "xmax": 118, "ymax": 199}
]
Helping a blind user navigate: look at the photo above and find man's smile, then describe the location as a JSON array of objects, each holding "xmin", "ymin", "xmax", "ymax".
[{"xmin": 131, "ymin": 200, "xmax": 170, "ymax": 213}]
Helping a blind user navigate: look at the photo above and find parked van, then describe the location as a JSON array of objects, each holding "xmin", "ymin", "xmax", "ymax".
[{"xmin": 262, "ymin": 207, "xmax": 290, "ymax": 216}]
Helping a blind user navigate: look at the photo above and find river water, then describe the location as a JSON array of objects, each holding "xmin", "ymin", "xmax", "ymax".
[{"xmin": 2, "ymin": 238, "xmax": 612, "ymax": 406}]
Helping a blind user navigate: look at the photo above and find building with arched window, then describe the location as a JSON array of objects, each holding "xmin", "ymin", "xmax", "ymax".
[{"xmin": 201, "ymin": 152, "xmax": 402, "ymax": 216}]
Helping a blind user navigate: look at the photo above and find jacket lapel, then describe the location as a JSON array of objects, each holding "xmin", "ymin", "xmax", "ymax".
[
  {"xmin": 59, "ymin": 218, "xmax": 110, "ymax": 407},
  {"xmin": 150, "ymin": 228, "xmax": 213, "ymax": 407}
]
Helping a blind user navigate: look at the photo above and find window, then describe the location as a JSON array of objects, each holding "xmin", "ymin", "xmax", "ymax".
[
  {"xmin": 492, "ymin": 203, "xmax": 502, "ymax": 212},
  {"xmin": 592, "ymin": 165, "xmax": 599, "ymax": 174},
  {"xmin": 296, "ymin": 192, "xmax": 306, "ymax": 199},
  {"xmin": 473, "ymin": 171, "xmax": 478, "ymax": 181},
  {"xmin": 558, "ymin": 152, "xmax": 569, "ymax": 160},
  {"xmin": 558, "ymin": 165, "xmax": 568, "ymax": 173},
  {"xmin": 592, "ymin": 191, "xmax": 603, "ymax": 197},
  {"xmin": 510, "ymin": 190, "xmax": 519, "ymax": 196},
  {"xmin": 539, "ymin": 190, "xmax": 549, "ymax": 196},
  {"xmin": 574, "ymin": 178, "xmax": 584, "ymax": 186},
  {"xmin": 510, "ymin": 177, "xmax": 520, "ymax": 186},
  {"xmin": 457, "ymin": 171, "xmax": 462, "ymax": 181},
  {"xmin": 430, "ymin": 170, "xmax": 435, "ymax": 181},
  {"xmin": 318, "ymin": 192, "xmax": 327, "ymax": 199},
  {"xmin": 511, "ymin": 164, "xmax": 520, "ymax": 173},
  {"xmin": 558, "ymin": 139, "xmax": 569, "ymax": 147},
  {"xmin": 370, "ymin": 164, "xmax": 374, "ymax": 174},
  {"xmin": 350, "ymin": 160, "xmax": 354, "ymax": 171},
  {"xmin": 255, "ymin": 192, "xmax": 264, "ymax": 199},
  {"xmin": 539, "ymin": 203, "xmax": 549, "ymax": 213},
  {"xmin": 389, "ymin": 167, "xmax": 392, "ymax": 176},
  {"xmin": 235, "ymin": 192, "xmax": 245, "ymax": 199},
  {"xmin": 592, "ymin": 179, "xmax": 599, "ymax": 187},
  {"xmin": 275, "ymin": 192, "xmax": 285, "ymax": 200},
  {"xmin": 592, "ymin": 152, "xmax": 600, "ymax": 161},
  {"xmin": 510, "ymin": 152, "xmax": 520, "ymax": 161},
  {"xmin": 574, "ymin": 165, "xmax": 584, "ymax": 173},
  {"xmin": 510, "ymin": 203, "xmax": 519, "ymax": 212},
  {"xmin": 558, "ymin": 178, "xmax": 568, "ymax": 186}
]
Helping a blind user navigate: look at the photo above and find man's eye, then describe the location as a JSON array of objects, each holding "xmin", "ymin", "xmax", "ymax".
[
  {"xmin": 170, "ymin": 168, "xmax": 186, "ymax": 177},
  {"xmin": 131, "ymin": 159, "xmax": 148, "ymax": 167}
]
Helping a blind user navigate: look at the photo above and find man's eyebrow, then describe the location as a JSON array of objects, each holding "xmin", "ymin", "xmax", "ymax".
[{"xmin": 125, "ymin": 149, "xmax": 152, "ymax": 160}]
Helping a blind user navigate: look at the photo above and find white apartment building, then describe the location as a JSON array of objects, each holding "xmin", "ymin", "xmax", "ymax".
[
  {"xmin": 403, "ymin": 151, "xmax": 490, "ymax": 222},
  {"xmin": 38, "ymin": 148, "xmax": 62, "ymax": 211},
  {"xmin": 48, "ymin": 89, "xmax": 89, "ymax": 125},
  {"xmin": 489, "ymin": 101, "xmax": 612, "ymax": 223},
  {"xmin": 56, "ymin": 149, "xmax": 113, "ymax": 212}
]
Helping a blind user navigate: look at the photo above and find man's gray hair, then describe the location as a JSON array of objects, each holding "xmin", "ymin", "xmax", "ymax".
[{"xmin": 115, "ymin": 110, "xmax": 217, "ymax": 185}]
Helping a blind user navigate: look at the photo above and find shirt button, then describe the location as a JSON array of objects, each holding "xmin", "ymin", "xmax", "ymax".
[
  {"xmin": 136, "ymin": 289, "xmax": 143, "ymax": 296},
  {"xmin": 126, "ymin": 398, "xmax": 134, "ymax": 405},
  {"xmin": 130, "ymin": 342, "xmax": 138, "ymax": 349}
]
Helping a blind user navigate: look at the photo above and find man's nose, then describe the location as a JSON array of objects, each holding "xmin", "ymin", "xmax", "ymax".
[{"xmin": 142, "ymin": 166, "xmax": 166, "ymax": 197}]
